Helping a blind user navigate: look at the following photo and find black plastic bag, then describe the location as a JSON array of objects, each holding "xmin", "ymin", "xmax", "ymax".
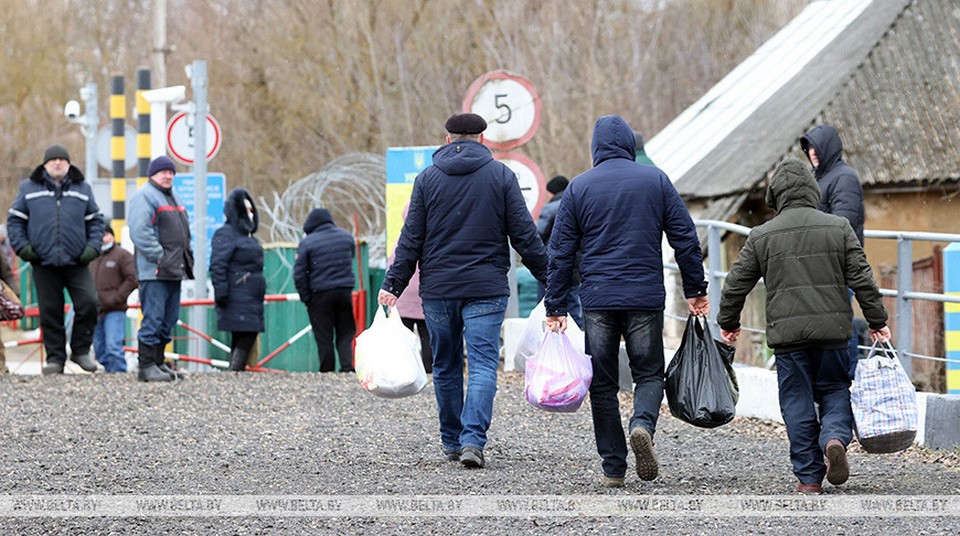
[{"xmin": 665, "ymin": 315, "xmax": 739, "ymax": 428}]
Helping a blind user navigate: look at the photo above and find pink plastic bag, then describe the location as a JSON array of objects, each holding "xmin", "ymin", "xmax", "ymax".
[{"xmin": 524, "ymin": 331, "xmax": 592, "ymax": 413}]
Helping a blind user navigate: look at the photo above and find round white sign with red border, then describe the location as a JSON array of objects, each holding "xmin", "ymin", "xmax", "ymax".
[
  {"xmin": 166, "ymin": 111, "xmax": 222, "ymax": 165},
  {"xmin": 495, "ymin": 152, "xmax": 546, "ymax": 219},
  {"xmin": 463, "ymin": 71, "xmax": 541, "ymax": 151}
]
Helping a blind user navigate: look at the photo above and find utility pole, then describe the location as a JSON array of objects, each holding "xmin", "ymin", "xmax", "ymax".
[
  {"xmin": 81, "ymin": 83, "xmax": 98, "ymax": 182},
  {"xmin": 189, "ymin": 60, "xmax": 209, "ymax": 360},
  {"xmin": 153, "ymin": 0, "xmax": 168, "ymax": 87}
]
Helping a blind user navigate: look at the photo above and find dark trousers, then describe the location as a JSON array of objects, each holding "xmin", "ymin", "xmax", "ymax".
[
  {"xmin": 307, "ymin": 289, "xmax": 356, "ymax": 372},
  {"xmin": 33, "ymin": 264, "xmax": 99, "ymax": 364},
  {"xmin": 231, "ymin": 331, "xmax": 257, "ymax": 353},
  {"xmin": 401, "ymin": 317, "xmax": 432, "ymax": 373},
  {"xmin": 583, "ymin": 309, "xmax": 664, "ymax": 478},
  {"xmin": 775, "ymin": 348, "xmax": 853, "ymax": 485}
]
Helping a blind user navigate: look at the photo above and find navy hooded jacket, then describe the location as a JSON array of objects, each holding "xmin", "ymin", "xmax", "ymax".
[
  {"xmin": 545, "ymin": 115, "xmax": 706, "ymax": 314},
  {"xmin": 294, "ymin": 208, "xmax": 355, "ymax": 301},
  {"xmin": 800, "ymin": 125, "xmax": 865, "ymax": 245},
  {"xmin": 210, "ymin": 188, "xmax": 265, "ymax": 332},
  {"xmin": 382, "ymin": 139, "xmax": 548, "ymax": 300}
]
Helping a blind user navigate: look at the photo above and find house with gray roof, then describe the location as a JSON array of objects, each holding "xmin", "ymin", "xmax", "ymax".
[{"xmin": 648, "ymin": 0, "xmax": 960, "ymax": 391}]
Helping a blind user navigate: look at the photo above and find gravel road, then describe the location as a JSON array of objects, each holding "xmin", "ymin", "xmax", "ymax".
[{"xmin": 0, "ymin": 371, "xmax": 958, "ymax": 535}]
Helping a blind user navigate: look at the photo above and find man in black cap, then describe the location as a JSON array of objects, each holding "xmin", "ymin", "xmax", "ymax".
[
  {"xmin": 7, "ymin": 144, "xmax": 104, "ymax": 374},
  {"xmin": 379, "ymin": 112, "xmax": 548, "ymax": 469},
  {"xmin": 128, "ymin": 156, "xmax": 193, "ymax": 382}
]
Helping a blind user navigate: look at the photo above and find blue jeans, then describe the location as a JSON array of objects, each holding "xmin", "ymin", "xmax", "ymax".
[
  {"xmin": 775, "ymin": 348, "xmax": 853, "ymax": 485},
  {"xmin": 138, "ymin": 280, "xmax": 182, "ymax": 347},
  {"xmin": 94, "ymin": 311, "xmax": 128, "ymax": 372},
  {"xmin": 421, "ymin": 296, "xmax": 508, "ymax": 454},
  {"xmin": 583, "ymin": 309, "xmax": 664, "ymax": 478}
]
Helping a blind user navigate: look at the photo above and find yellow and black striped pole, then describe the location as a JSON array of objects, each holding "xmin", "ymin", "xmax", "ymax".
[
  {"xmin": 110, "ymin": 75, "xmax": 126, "ymax": 232},
  {"xmin": 136, "ymin": 68, "xmax": 151, "ymax": 188}
]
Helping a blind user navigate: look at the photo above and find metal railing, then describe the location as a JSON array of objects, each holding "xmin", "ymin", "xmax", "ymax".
[{"xmin": 671, "ymin": 219, "xmax": 960, "ymax": 376}]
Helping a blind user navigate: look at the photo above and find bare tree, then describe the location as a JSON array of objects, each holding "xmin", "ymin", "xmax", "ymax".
[{"xmin": 0, "ymin": 0, "xmax": 809, "ymax": 224}]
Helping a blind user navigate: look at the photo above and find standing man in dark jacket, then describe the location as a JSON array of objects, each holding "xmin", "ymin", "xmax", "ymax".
[
  {"xmin": 545, "ymin": 115, "xmax": 708, "ymax": 488},
  {"xmin": 91, "ymin": 226, "xmax": 138, "ymax": 372},
  {"xmin": 379, "ymin": 112, "xmax": 548, "ymax": 469},
  {"xmin": 128, "ymin": 156, "xmax": 194, "ymax": 382},
  {"xmin": 211, "ymin": 189, "xmax": 265, "ymax": 372},
  {"xmin": 801, "ymin": 124, "xmax": 866, "ymax": 376},
  {"xmin": 294, "ymin": 208, "xmax": 355, "ymax": 373},
  {"xmin": 535, "ymin": 175, "xmax": 582, "ymax": 327},
  {"xmin": 718, "ymin": 157, "xmax": 890, "ymax": 495},
  {"xmin": 7, "ymin": 144, "xmax": 104, "ymax": 375}
]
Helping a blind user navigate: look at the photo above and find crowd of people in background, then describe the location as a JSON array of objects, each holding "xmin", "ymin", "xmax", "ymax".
[
  {"xmin": 3, "ymin": 148, "xmax": 358, "ymax": 380},
  {"xmin": 5, "ymin": 112, "xmax": 889, "ymax": 494}
]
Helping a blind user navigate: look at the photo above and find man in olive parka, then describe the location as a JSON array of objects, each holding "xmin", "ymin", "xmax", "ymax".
[{"xmin": 717, "ymin": 157, "xmax": 890, "ymax": 494}]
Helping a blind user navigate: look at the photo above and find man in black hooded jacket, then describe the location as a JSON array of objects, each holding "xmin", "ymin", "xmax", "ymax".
[
  {"xmin": 294, "ymin": 208, "xmax": 356, "ymax": 373},
  {"xmin": 800, "ymin": 125, "xmax": 866, "ymax": 376}
]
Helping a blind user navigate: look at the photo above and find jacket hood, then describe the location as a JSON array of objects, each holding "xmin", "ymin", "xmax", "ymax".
[
  {"xmin": 765, "ymin": 157, "xmax": 821, "ymax": 214},
  {"xmin": 29, "ymin": 164, "xmax": 85, "ymax": 185},
  {"xmin": 591, "ymin": 115, "xmax": 637, "ymax": 166},
  {"xmin": 432, "ymin": 139, "xmax": 494, "ymax": 176},
  {"xmin": 303, "ymin": 208, "xmax": 335, "ymax": 234},
  {"xmin": 224, "ymin": 188, "xmax": 258, "ymax": 234},
  {"xmin": 800, "ymin": 125, "xmax": 843, "ymax": 179}
]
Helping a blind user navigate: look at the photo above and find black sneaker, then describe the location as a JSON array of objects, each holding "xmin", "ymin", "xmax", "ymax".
[
  {"xmin": 444, "ymin": 449, "xmax": 461, "ymax": 462},
  {"xmin": 460, "ymin": 447, "xmax": 484, "ymax": 469}
]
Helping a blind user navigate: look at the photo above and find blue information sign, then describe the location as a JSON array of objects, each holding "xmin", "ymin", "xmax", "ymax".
[{"xmin": 173, "ymin": 173, "xmax": 226, "ymax": 259}]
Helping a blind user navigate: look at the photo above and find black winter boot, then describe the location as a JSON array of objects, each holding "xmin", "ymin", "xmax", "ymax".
[
  {"xmin": 154, "ymin": 348, "xmax": 186, "ymax": 379},
  {"xmin": 228, "ymin": 348, "xmax": 249, "ymax": 372},
  {"xmin": 137, "ymin": 344, "xmax": 173, "ymax": 383}
]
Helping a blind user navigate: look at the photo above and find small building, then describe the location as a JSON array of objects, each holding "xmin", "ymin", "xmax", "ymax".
[{"xmin": 648, "ymin": 0, "xmax": 960, "ymax": 391}]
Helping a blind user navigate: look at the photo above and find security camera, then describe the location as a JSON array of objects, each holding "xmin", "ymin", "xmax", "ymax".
[
  {"xmin": 64, "ymin": 100, "xmax": 81, "ymax": 121},
  {"xmin": 142, "ymin": 85, "xmax": 186, "ymax": 104}
]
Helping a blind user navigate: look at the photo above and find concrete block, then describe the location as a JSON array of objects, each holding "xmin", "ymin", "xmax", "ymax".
[
  {"xmin": 922, "ymin": 394, "xmax": 960, "ymax": 450},
  {"xmin": 502, "ymin": 318, "xmax": 527, "ymax": 372},
  {"xmin": 732, "ymin": 366, "xmax": 783, "ymax": 423}
]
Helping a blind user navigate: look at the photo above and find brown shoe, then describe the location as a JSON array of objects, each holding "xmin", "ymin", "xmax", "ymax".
[
  {"xmin": 601, "ymin": 475, "xmax": 625, "ymax": 488},
  {"xmin": 825, "ymin": 439, "xmax": 849, "ymax": 485},
  {"xmin": 796, "ymin": 482, "xmax": 823, "ymax": 494},
  {"xmin": 629, "ymin": 427, "xmax": 659, "ymax": 481}
]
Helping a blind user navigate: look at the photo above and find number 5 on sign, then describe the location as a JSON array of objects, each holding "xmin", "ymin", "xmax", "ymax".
[{"xmin": 463, "ymin": 71, "xmax": 541, "ymax": 151}]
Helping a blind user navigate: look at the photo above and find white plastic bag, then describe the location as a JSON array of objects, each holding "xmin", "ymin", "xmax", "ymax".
[
  {"xmin": 524, "ymin": 331, "xmax": 592, "ymax": 413},
  {"xmin": 514, "ymin": 300, "xmax": 585, "ymax": 371},
  {"xmin": 851, "ymin": 340, "xmax": 918, "ymax": 453},
  {"xmin": 355, "ymin": 306, "xmax": 428, "ymax": 398}
]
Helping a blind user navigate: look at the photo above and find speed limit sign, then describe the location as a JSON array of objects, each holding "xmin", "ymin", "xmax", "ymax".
[
  {"xmin": 495, "ymin": 152, "xmax": 546, "ymax": 219},
  {"xmin": 463, "ymin": 71, "xmax": 541, "ymax": 151}
]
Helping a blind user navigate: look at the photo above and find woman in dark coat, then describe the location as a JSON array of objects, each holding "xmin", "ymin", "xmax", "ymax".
[{"xmin": 210, "ymin": 188, "xmax": 266, "ymax": 371}]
